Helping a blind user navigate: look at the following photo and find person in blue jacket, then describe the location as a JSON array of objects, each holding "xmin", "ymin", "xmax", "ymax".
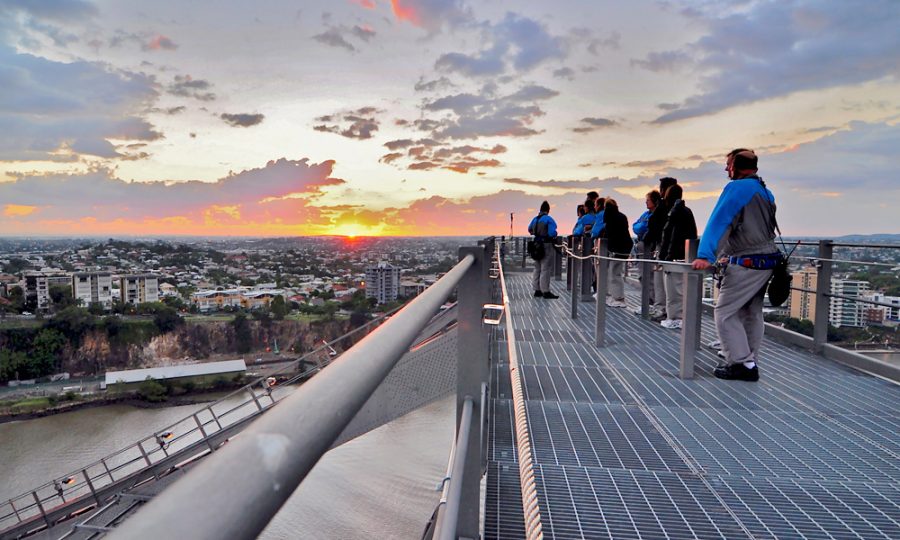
[
  {"xmin": 589, "ymin": 197, "xmax": 606, "ymax": 241},
  {"xmin": 572, "ymin": 199, "xmax": 595, "ymax": 236},
  {"xmin": 528, "ymin": 200, "xmax": 559, "ymax": 299},
  {"xmin": 692, "ymin": 149, "xmax": 779, "ymax": 382},
  {"xmin": 632, "ymin": 190, "xmax": 660, "ymax": 299}
]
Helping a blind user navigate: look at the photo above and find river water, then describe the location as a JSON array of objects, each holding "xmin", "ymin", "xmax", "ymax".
[{"xmin": 0, "ymin": 394, "xmax": 454, "ymax": 539}]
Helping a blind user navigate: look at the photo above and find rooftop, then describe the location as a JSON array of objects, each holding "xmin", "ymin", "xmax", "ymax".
[{"xmin": 104, "ymin": 360, "xmax": 247, "ymax": 385}]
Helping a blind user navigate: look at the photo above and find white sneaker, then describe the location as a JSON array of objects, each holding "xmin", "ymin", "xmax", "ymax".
[
  {"xmin": 607, "ymin": 299, "xmax": 627, "ymax": 308},
  {"xmin": 660, "ymin": 318, "xmax": 683, "ymax": 329},
  {"xmin": 707, "ymin": 339, "xmax": 722, "ymax": 350}
]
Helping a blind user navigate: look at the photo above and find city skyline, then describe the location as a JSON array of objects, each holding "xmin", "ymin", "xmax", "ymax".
[{"xmin": 1, "ymin": 0, "xmax": 899, "ymax": 237}]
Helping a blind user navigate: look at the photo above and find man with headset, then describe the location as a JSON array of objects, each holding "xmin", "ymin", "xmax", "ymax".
[{"xmin": 692, "ymin": 149, "xmax": 779, "ymax": 382}]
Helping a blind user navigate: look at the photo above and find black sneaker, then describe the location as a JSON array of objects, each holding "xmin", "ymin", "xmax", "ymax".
[
  {"xmin": 714, "ymin": 363, "xmax": 759, "ymax": 382},
  {"xmin": 542, "ymin": 291, "xmax": 559, "ymax": 299},
  {"xmin": 534, "ymin": 290, "xmax": 543, "ymax": 297}
]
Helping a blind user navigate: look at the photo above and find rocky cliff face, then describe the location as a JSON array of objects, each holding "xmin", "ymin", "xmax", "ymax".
[{"xmin": 59, "ymin": 319, "xmax": 355, "ymax": 374}]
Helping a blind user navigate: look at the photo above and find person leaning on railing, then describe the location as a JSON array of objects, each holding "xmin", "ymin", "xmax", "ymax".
[
  {"xmin": 692, "ymin": 149, "xmax": 779, "ymax": 382},
  {"xmin": 657, "ymin": 184, "xmax": 698, "ymax": 330},
  {"xmin": 632, "ymin": 190, "xmax": 661, "ymax": 310},
  {"xmin": 644, "ymin": 178, "xmax": 678, "ymax": 320},
  {"xmin": 598, "ymin": 198, "xmax": 633, "ymax": 308},
  {"xmin": 528, "ymin": 200, "xmax": 560, "ymax": 299},
  {"xmin": 572, "ymin": 198, "xmax": 595, "ymax": 236}
]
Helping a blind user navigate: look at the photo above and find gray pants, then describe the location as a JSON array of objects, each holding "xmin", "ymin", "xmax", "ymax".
[
  {"xmin": 652, "ymin": 266, "xmax": 667, "ymax": 312},
  {"xmin": 664, "ymin": 270, "xmax": 683, "ymax": 321},
  {"xmin": 715, "ymin": 264, "xmax": 773, "ymax": 365},
  {"xmin": 531, "ymin": 242, "xmax": 555, "ymax": 293},
  {"xmin": 608, "ymin": 260, "xmax": 625, "ymax": 300}
]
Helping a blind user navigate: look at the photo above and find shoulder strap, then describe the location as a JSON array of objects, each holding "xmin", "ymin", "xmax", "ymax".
[{"xmin": 754, "ymin": 177, "xmax": 798, "ymax": 258}]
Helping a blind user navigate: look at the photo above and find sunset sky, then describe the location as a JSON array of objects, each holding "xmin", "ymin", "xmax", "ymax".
[{"xmin": 1, "ymin": 0, "xmax": 899, "ymax": 237}]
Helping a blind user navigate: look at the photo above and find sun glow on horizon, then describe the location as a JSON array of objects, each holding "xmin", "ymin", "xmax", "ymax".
[{"xmin": 330, "ymin": 222, "xmax": 383, "ymax": 238}]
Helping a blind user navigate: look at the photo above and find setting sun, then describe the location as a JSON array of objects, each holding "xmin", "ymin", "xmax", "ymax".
[{"xmin": 330, "ymin": 223, "xmax": 380, "ymax": 238}]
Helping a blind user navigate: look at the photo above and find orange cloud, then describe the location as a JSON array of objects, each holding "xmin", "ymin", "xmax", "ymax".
[
  {"xmin": 391, "ymin": 0, "xmax": 421, "ymax": 26},
  {"xmin": 145, "ymin": 35, "xmax": 178, "ymax": 51},
  {"xmin": 3, "ymin": 204, "xmax": 38, "ymax": 217}
]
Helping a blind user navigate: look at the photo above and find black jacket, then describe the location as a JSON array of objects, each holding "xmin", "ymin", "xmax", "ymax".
[
  {"xmin": 643, "ymin": 202, "xmax": 668, "ymax": 251},
  {"xmin": 659, "ymin": 199, "xmax": 698, "ymax": 261},
  {"xmin": 602, "ymin": 207, "xmax": 634, "ymax": 259}
]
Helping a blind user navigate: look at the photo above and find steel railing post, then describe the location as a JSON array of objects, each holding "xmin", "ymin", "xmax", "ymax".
[
  {"xmin": 194, "ymin": 414, "xmax": 215, "ymax": 452},
  {"xmin": 454, "ymin": 245, "xmax": 489, "ymax": 539},
  {"xmin": 570, "ymin": 239, "xmax": 580, "ymax": 319},
  {"xmin": 32, "ymin": 492, "xmax": 50, "ymax": 528},
  {"xmin": 553, "ymin": 239, "xmax": 562, "ymax": 281},
  {"xmin": 82, "ymin": 469, "xmax": 100, "ymax": 505},
  {"xmin": 680, "ymin": 266, "xmax": 700, "ymax": 379},
  {"xmin": 813, "ymin": 240, "xmax": 833, "ymax": 353},
  {"xmin": 640, "ymin": 262, "xmax": 652, "ymax": 320},
  {"xmin": 580, "ymin": 236, "xmax": 593, "ymax": 302},
  {"xmin": 595, "ymin": 240, "xmax": 609, "ymax": 346},
  {"xmin": 565, "ymin": 236, "xmax": 573, "ymax": 291},
  {"xmin": 521, "ymin": 237, "xmax": 527, "ymax": 269},
  {"xmin": 686, "ymin": 238, "xmax": 702, "ymax": 349},
  {"xmin": 101, "ymin": 458, "xmax": 114, "ymax": 482}
]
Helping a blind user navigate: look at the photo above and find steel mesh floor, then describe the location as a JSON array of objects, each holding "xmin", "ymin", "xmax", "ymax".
[{"xmin": 485, "ymin": 272, "xmax": 900, "ymax": 539}]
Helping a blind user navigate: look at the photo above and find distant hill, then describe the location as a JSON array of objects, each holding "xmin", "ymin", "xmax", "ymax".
[
  {"xmin": 783, "ymin": 234, "xmax": 900, "ymax": 244},
  {"xmin": 833, "ymin": 234, "xmax": 900, "ymax": 243}
]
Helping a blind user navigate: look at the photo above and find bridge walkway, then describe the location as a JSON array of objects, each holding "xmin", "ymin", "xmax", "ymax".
[{"xmin": 485, "ymin": 272, "xmax": 900, "ymax": 539}]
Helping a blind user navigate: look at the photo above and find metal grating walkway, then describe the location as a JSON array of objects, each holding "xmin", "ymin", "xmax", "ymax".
[{"xmin": 485, "ymin": 272, "xmax": 900, "ymax": 539}]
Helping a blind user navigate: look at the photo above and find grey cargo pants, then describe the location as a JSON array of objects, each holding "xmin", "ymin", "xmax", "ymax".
[
  {"xmin": 715, "ymin": 264, "xmax": 773, "ymax": 365},
  {"xmin": 531, "ymin": 242, "xmax": 555, "ymax": 293}
]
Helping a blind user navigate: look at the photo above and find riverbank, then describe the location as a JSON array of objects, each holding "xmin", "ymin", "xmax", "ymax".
[{"xmin": 0, "ymin": 386, "xmax": 240, "ymax": 425}]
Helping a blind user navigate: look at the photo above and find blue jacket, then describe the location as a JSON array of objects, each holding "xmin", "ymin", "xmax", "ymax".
[
  {"xmin": 632, "ymin": 210, "xmax": 651, "ymax": 240},
  {"xmin": 590, "ymin": 211, "xmax": 606, "ymax": 239},
  {"xmin": 572, "ymin": 213, "xmax": 595, "ymax": 236},
  {"xmin": 698, "ymin": 177, "xmax": 777, "ymax": 263},
  {"xmin": 528, "ymin": 213, "xmax": 557, "ymax": 240}
]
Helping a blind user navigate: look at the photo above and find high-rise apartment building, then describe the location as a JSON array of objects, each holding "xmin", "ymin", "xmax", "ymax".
[
  {"xmin": 120, "ymin": 274, "xmax": 159, "ymax": 304},
  {"xmin": 789, "ymin": 267, "xmax": 818, "ymax": 321},
  {"xmin": 365, "ymin": 262, "xmax": 400, "ymax": 304},
  {"xmin": 789, "ymin": 267, "xmax": 872, "ymax": 328},
  {"xmin": 72, "ymin": 272, "xmax": 113, "ymax": 308},
  {"xmin": 830, "ymin": 279, "xmax": 870, "ymax": 327},
  {"xmin": 24, "ymin": 271, "xmax": 71, "ymax": 310}
]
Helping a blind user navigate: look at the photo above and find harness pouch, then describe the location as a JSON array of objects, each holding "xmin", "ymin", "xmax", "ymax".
[
  {"xmin": 527, "ymin": 240, "xmax": 545, "ymax": 261},
  {"xmin": 767, "ymin": 256, "xmax": 791, "ymax": 307}
]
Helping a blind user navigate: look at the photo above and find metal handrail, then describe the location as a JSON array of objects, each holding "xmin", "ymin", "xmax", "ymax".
[
  {"xmin": 108, "ymin": 254, "xmax": 476, "ymax": 540},
  {"xmin": 790, "ymin": 241, "xmax": 900, "ymax": 249},
  {"xmin": 796, "ymin": 256, "xmax": 897, "ymax": 268},
  {"xmin": 0, "ymin": 311, "xmax": 396, "ymax": 535},
  {"xmin": 435, "ymin": 397, "xmax": 473, "ymax": 540},
  {"xmin": 496, "ymin": 244, "xmax": 544, "ymax": 540},
  {"xmin": 790, "ymin": 286, "xmax": 900, "ymax": 310}
]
